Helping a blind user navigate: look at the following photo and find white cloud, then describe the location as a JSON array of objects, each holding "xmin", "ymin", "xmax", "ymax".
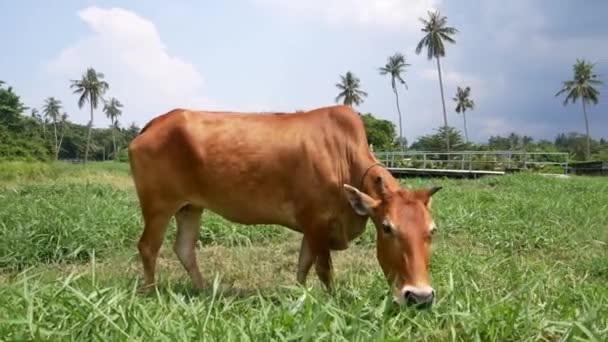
[
  {"xmin": 254, "ymin": 0, "xmax": 441, "ymax": 31},
  {"xmin": 46, "ymin": 7, "xmax": 213, "ymax": 127},
  {"xmin": 419, "ymin": 68, "xmax": 488, "ymax": 101}
]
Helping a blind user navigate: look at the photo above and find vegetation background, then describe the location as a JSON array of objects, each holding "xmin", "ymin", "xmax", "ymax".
[{"xmin": 2, "ymin": 78, "xmax": 607, "ymax": 164}]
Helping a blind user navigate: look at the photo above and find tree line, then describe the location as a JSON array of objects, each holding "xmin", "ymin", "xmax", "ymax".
[
  {"xmin": 1, "ymin": 77, "xmax": 138, "ymax": 162},
  {"xmin": 360, "ymin": 114, "xmax": 608, "ymax": 161},
  {"xmin": 334, "ymin": 10, "xmax": 604, "ymax": 160},
  {"xmin": 1, "ymin": 77, "xmax": 605, "ymax": 163}
]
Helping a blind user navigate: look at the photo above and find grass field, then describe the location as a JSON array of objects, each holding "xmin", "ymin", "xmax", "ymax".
[{"xmin": 1, "ymin": 161, "xmax": 607, "ymax": 341}]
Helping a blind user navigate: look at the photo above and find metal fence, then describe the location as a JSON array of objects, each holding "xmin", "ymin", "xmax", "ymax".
[{"xmin": 373, "ymin": 151, "xmax": 570, "ymax": 174}]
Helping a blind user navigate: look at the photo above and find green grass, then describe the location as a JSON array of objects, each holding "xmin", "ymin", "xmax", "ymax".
[
  {"xmin": 0, "ymin": 161, "xmax": 131, "ymax": 184},
  {"xmin": 1, "ymin": 162, "xmax": 607, "ymax": 340}
]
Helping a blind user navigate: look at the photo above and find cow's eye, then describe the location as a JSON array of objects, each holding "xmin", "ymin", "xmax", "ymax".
[
  {"xmin": 382, "ymin": 223, "xmax": 392, "ymax": 235},
  {"xmin": 430, "ymin": 222, "xmax": 438, "ymax": 235}
]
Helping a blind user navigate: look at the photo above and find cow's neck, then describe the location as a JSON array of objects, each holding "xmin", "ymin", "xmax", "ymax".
[
  {"xmin": 358, "ymin": 162, "xmax": 399, "ymax": 199},
  {"xmin": 326, "ymin": 152, "xmax": 400, "ymax": 249},
  {"xmin": 329, "ymin": 160, "xmax": 398, "ymax": 249}
]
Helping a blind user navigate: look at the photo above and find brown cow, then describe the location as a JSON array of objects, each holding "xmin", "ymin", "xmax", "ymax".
[{"xmin": 128, "ymin": 105, "xmax": 441, "ymax": 305}]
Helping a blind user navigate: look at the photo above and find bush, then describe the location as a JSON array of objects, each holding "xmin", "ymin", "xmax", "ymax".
[{"xmin": 117, "ymin": 148, "xmax": 129, "ymax": 162}]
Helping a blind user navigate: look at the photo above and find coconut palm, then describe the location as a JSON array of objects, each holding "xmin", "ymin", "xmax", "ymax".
[
  {"xmin": 335, "ymin": 71, "xmax": 368, "ymax": 107},
  {"xmin": 555, "ymin": 59, "xmax": 603, "ymax": 160},
  {"xmin": 415, "ymin": 9, "xmax": 458, "ymax": 151},
  {"xmin": 70, "ymin": 67, "xmax": 109, "ymax": 163},
  {"xmin": 42, "ymin": 97, "xmax": 62, "ymax": 159},
  {"xmin": 453, "ymin": 86, "xmax": 475, "ymax": 143},
  {"xmin": 103, "ymin": 97, "xmax": 123, "ymax": 159},
  {"xmin": 379, "ymin": 52, "xmax": 410, "ymax": 149},
  {"xmin": 57, "ymin": 112, "xmax": 69, "ymax": 159}
]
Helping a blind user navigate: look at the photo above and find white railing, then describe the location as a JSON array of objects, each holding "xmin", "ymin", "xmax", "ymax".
[{"xmin": 373, "ymin": 151, "xmax": 570, "ymax": 174}]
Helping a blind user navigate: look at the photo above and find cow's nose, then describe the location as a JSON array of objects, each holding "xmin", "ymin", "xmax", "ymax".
[{"xmin": 404, "ymin": 288, "xmax": 435, "ymax": 306}]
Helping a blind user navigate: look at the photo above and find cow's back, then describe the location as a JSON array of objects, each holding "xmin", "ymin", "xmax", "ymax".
[{"xmin": 128, "ymin": 105, "xmax": 372, "ymax": 232}]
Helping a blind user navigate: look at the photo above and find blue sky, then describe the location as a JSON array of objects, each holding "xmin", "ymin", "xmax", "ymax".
[{"xmin": 1, "ymin": 0, "xmax": 607, "ymax": 143}]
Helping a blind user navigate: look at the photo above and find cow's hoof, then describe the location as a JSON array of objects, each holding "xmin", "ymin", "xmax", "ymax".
[{"xmin": 137, "ymin": 283, "xmax": 156, "ymax": 295}]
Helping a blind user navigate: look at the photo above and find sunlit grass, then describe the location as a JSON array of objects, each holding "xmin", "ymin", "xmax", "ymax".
[{"xmin": 0, "ymin": 162, "xmax": 607, "ymax": 340}]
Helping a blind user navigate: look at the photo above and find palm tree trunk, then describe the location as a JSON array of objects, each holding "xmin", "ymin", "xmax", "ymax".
[
  {"xmin": 582, "ymin": 100, "xmax": 591, "ymax": 160},
  {"xmin": 112, "ymin": 124, "xmax": 117, "ymax": 160},
  {"xmin": 436, "ymin": 56, "xmax": 450, "ymax": 152},
  {"xmin": 85, "ymin": 103, "xmax": 93, "ymax": 163},
  {"xmin": 57, "ymin": 124, "xmax": 65, "ymax": 160},
  {"xmin": 463, "ymin": 110, "xmax": 469, "ymax": 143},
  {"xmin": 393, "ymin": 86, "xmax": 404, "ymax": 151},
  {"xmin": 53, "ymin": 120, "xmax": 58, "ymax": 160}
]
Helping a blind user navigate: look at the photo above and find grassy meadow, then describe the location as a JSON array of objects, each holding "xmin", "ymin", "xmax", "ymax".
[{"xmin": 0, "ymin": 161, "xmax": 607, "ymax": 341}]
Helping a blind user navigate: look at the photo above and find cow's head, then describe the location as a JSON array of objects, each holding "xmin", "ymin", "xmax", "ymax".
[{"xmin": 344, "ymin": 173, "xmax": 441, "ymax": 307}]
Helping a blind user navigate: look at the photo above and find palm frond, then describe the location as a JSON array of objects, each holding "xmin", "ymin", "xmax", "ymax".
[
  {"xmin": 588, "ymin": 79, "xmax": 603, "ymax": 85},
  {"xmin": 415, "ymin": 37, "xmax": 427, "ymax": 56},
  {"xmin": 78, "ymin": 92, "xmax": 88, "ymax": 109},
  {"xmin": 586, "ymin": 88, "xmax": 600, "ymax": 104},
  {"xmin": 556, "ymin": 59, "xmax": 603, "ymax": 107},
  {"xmin": 439, "ymin": 32, "xmax": 456, "ymax": 44},
  {"xmin": 453, "ymin": 86, "xmax": 475, "ymax": 114},
  {"xmin": 334, "ymin": 71, "xmax": 367, "ymax": 106},
  {"xmin": 415, "ymin": 10, "xmax": 457, "ymax": 60}
]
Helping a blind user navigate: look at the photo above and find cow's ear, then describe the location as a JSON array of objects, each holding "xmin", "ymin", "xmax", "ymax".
[
  {"xmin": 343, "ymin": 184, "xmax": 380, "ymax": 216},
  {"xmin": 415, "ymin": 186, "xmax": 442, "ymax": 208}
]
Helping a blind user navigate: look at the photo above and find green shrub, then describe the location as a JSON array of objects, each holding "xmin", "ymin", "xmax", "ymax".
[{"xmin": 117, "ymin": 148, "xmax": 129, "ymax": 162}]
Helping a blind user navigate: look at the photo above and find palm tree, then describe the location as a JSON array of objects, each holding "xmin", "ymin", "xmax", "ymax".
[
  {"xmin": 42, "ymin": 97, "xmax": 62, "ymax": 160},
  {"xmin": 453, "ymin": 86, "xmax": 475, "ymax": 143},
  {"xmin": 335, "ymin": 71, "xmax": 368, "ymax": 107},
  {"xmin": 379, "ymin": 52, "xmax": 410, "ymax": 149},
  {"xmin": 103, "ymin": 97, "xmax": 123, "ymax": 159},
  {"xmin": 415, "ymin": 9, "xmax": 458, "ymax": 151},
  {"xmin": 57, "ymin": 112, "xmax": 69, "ymax": 159},
  {"xmin": 70, "ymin": 67, "xmax": 109, "ymax": 163},
  {"xmin": 555, "ymin": 59, "xmax": 603, "ymax": 160}
]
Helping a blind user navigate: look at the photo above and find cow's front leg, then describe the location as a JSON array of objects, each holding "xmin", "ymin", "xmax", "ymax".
[
  {"xmin": 314, "ymin": 242, "xmax": 333, "ymax": 291},
  {"xmin": 296, "ymin": 235, "xmax": 316, "ymax": 285}
]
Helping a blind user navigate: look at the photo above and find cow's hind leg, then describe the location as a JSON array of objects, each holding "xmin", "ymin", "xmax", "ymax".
[
  {"xmin": 173, "ymin": 205, "xmax": 205, "ymax": 289},
  {"xmin": 138, "ymin": 210, "xmax": 172, "ymax": 293}
]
